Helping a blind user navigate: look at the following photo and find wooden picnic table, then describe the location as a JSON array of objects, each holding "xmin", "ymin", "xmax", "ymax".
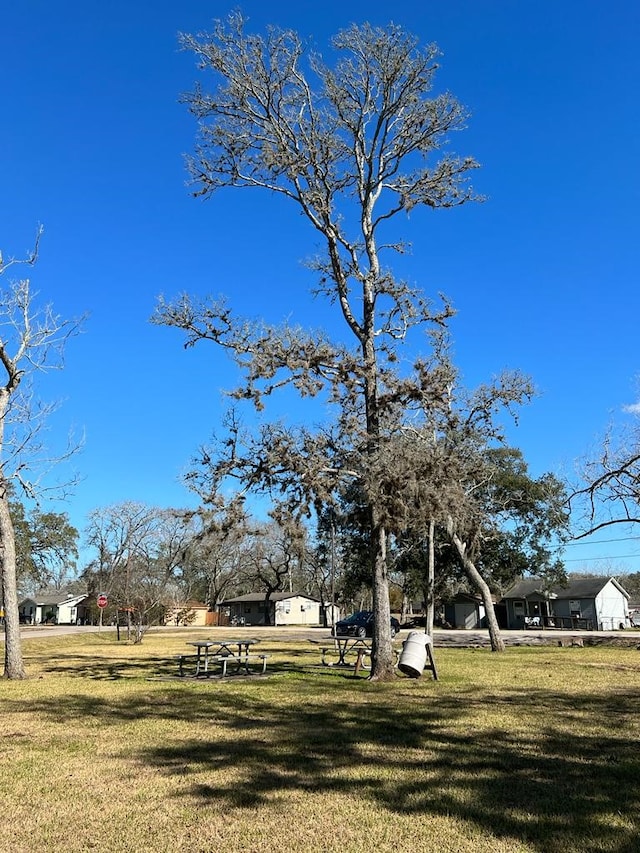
[
  {"xmin": 181, "ymin": 637, "xmax": 264, "ymax": 677},
  {"xmin": 311, "ymin": 635, "xmax": 399, "ymax": 674},
  {"xmin": 309, "ymin": 635, "xmax": 371, "ymax": 667}
]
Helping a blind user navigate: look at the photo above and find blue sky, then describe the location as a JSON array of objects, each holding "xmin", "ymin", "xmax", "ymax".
[{"xmin": 2, "ymin": 0, "xmax": 639, "ymax": 573}]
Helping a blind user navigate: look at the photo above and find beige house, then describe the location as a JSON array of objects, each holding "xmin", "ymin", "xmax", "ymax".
[
  {"xmin": 219, "ymin": 592, "xmax": 328, "ymax": 627},
  {"xmin": 163, "ymin": 602, "xmax": 215, "ymax": 627}
]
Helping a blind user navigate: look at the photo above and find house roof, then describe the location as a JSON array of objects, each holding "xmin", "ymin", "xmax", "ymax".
[
  {"xmin": 221, "ymin": 592, "xmax": 320, "ymax": 604},
  {"xmin": 447, "ymin": 592, "xmax": 496, "ymax": 604},
  {"xmin": 502, "ymin": 577, "xmax": 629, "ymax": 601},
  {"xmin": 20, "ymin": 590, "xmax": 89, "ymax": 606}
]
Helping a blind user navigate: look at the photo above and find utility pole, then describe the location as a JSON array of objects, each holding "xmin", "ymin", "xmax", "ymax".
[{"xmin": 330, "ymin": 511, "xmax": 336, "ymax": 631}]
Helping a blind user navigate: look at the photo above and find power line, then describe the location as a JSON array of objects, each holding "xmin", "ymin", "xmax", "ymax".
[
  {"xmin": 563, "ymin": 553, "xmax": 640, "ymax": 563},
  {"xmin": 565, "ymin": 535, "xmax": 640, "ymax": 547}
]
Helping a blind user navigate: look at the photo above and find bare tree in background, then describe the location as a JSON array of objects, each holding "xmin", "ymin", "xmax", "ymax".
[
  {"xmin": 82, "ymin": 502, "xmax": 194, "ymax": 642},
  {"xmin": 238, "ymin": 518, "xmax": 308, "ymax": 624},
  {"xmin": 571, "ymin": 416, "xmax": 640, "ymax": 538},
  {"xmin": 178, "ymin": 504, "xmax": 250, "ymax": 610},
  {"xmin": 0, "ymin": 228, "xmax": 83, "ymax": 678},
  {"xmin": 155, "ymin": 16, "xmax": 480, "ymax": 679}
]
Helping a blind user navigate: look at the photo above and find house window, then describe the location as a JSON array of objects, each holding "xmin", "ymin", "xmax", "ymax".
[
  {"xmin": 283, "ymin": 601, "xmax": 291, "ymax": 614},
  {"xmin": 514, "ymin": 601, "xmax": 525, "ymax": 615},
  {"xmin": 569, "ymin": 600, "xmax": 581, "ymax": 617}
]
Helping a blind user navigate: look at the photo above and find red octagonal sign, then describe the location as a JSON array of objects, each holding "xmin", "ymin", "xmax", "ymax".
[{"xmin": 97, "ymin": 594, "xmax": 108, "ymax": 609}]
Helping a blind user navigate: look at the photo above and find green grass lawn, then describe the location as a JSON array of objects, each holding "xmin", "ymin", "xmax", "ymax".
[{"xmin": 1, "ymin": 630, "xmax": 639, "ymax": 853}]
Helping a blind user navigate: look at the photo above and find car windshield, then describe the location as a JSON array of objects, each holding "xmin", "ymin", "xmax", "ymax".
[{"xmin": 342, "ymin": 612, "xmax": 370, "ymax": 623}]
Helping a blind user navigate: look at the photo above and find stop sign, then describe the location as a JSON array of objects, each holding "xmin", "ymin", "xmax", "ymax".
[{"xmin": 97, "ymin": 593, "xmax": 108, "ymax": 609}]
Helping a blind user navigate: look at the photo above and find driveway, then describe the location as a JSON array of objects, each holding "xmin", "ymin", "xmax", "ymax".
[
  {"xmin": 149, "ymin": 624, "xmax": 638, "ymax": 647},
  {"xmin": 3, "ymin": 623, "xmax": 636, "ymax": 648}
]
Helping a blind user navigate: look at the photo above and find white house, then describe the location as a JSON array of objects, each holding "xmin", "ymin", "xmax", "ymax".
[
  {"xmin": 219, "ymin": 592, "xmax": 330, "ymax": 627},
  {"xmin": 19, "ymin": 591, "xmax": 91, "ymax": 625}
]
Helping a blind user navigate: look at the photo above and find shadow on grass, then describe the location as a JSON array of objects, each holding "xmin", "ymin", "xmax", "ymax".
[
  {"xmin": 6, "ymin": 677, "xmax": 640, "ymax": 852},
  {"xmin": 26, "ymin": 651, "xmax": 177, "ymax": 680},
  {"xmin": 31, "ymin": 643, "xmax": 337, "ymax": 680}
]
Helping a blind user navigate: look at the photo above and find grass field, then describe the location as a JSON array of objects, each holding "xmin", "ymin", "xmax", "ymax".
[{"xmin": 1, "ymin": 629, "xmax": 639, "ymax": 853}]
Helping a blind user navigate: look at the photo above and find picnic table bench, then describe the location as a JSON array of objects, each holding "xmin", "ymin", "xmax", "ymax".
[{"xmin": 178, "ymin": 652, "xmax": 270, "ymax": 678}]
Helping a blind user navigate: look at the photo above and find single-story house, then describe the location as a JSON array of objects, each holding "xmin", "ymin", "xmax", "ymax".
[
  {"xmin": 501, "ymin": 577, "xmax": 630, "ymax": 631},
  {"xmin": 19, "ymin": 591, "xmax": 91, "ymax": 625},
  {"xmin": 219, "ymin": 592, "xmax": 328, "ymax": 627}
]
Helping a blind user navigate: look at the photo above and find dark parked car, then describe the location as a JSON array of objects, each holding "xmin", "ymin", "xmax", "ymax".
[{"xmin": 333, "ymin": 610, "xmax": 400, "ymax": 638}]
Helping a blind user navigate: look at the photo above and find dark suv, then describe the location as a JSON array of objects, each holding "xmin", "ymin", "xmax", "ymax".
[{"xmin": 333, "ymin": 610, "xmax": 400, "ymax": 638}]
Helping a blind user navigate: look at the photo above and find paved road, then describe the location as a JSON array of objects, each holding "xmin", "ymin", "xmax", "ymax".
[
  {"xmin": 2, "ymin": 624, "xmax": 109, "ymax": 641},
  {"xmin": 4, "ymin": 623, "xmax": 637, "ymax": 647}
]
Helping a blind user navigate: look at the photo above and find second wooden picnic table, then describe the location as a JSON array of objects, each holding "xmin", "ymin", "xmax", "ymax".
[
  {"xmin": 311, "ymin": 635, "xmax": 376, "ymax": 673},
  {"xmin": 185, "ymin": 637, "xmax": 261, "ymax": 676}
]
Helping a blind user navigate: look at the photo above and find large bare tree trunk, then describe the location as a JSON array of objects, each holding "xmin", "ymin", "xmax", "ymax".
[
  {"xmin": 0, "ymin": 484, "xmax": 26, "ymax": 678},
  {"xmin": 370, "ymin": 515, "xmax": 395, "ymax": 680},
  {"xmin": 425, "ymin": 518, "xmax": 435, "ymax": 637},
  {"xmin": 362, "ymin": 266, "xmax": 396, "ymax": 680}
]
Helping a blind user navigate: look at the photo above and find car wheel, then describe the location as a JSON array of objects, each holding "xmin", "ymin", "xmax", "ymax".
[
  {"xmin": 357, "ymin": 626, "xmax": 367, "ymax": 638},
  {"xmin": 390, "ymin": 626, "xmax": 397, "ymax": 638}
]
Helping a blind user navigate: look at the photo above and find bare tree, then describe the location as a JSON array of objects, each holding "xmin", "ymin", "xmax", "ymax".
[
  {"xmin": 155, "ymin": 17, "xmax": 480, "ymax": 679},
  {"xmin": 238, "ymin": 518, "xmax": 308, "ymax": 624},
  {"xmin": 179, "ymin": 504, "xmax": 250, "ymax": 609},
  {"xmin": 571, "ymin": 419, "xmax": 640, "ymax": 539},
  {"xmin": 0, "ymin": 229, "xmax": 83, "ymax": 678},
  {"xmin": 82, "ymin": 502, "xmax": 194, "ymax": 642}
]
